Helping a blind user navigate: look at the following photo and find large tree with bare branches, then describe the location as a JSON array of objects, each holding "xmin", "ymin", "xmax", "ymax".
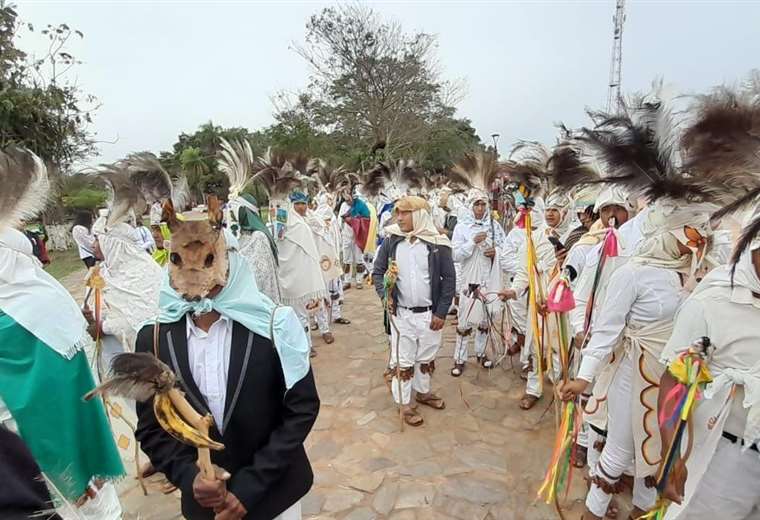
[{"xmin": 290, "ymin": 4, "xmax": 479, "ymax": 166}]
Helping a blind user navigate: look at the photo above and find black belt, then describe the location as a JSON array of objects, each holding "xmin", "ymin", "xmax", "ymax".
[
  {"xmin": 588, "ymin": 423, "xmax": 608, "ymax": 438},
  {"xmin": 722, "ymin": 431, "xmax": 759, "ymax": 453},
  {"xmin": 398, "ymin": 305, "xmax": 433, "ymax": 314}
]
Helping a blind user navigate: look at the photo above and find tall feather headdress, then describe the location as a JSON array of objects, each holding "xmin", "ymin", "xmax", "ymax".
[
  {"xmin": 448, "ymin": 151, "xmax": 501, "ymax": 195},
  {"xmin": 0, "ymin": 146, "xmax": 49, "ymax": 230},
  {"xmin": 308, "ymin": 159, "xmax": 354, "ymax": 197},
  {"xmin": 546, "ymin": 134, "xmax": 603, "ymax": 192},
  {"xmin": 500, "ymin": 142, "xmax": 549, "ymax": 197},
  {"xmin": 576, "ymin": 84, "xmax": 715, "ymax": 204},
  {"xmin": 361, "ymin": 159, "xmax": 425, "ymax": 199},
  {"xmin": 679, "ymin": 78, "xmax": 760, "ymax": 220},
  {"xmin": 218, "ymin": 137, "xmax": 255, "ymax": 200},
  {"xmin": 101, "ymin": 152, "xmax": 173, "ymax": 226},
  {"xmin": 252, "ymin": 148, "xmax": 312, "ymax": 201}
]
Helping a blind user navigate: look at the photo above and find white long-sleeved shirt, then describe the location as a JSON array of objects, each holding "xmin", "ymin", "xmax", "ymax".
[
  {"xmin": 577, "ymin": 263, "xmax": 684, "ymax": 382},
  {"xmin": 564, "ymin": 242, "xmax": 594, "ymax": 287},
  {"xmin": 511, "ymin": 227, "xmax": 558, "ymax": 296},
  {"xmin": 187, "ymin": 315, "xmax": 233, "ymax": 433},
  {"xmin": 568, "ymin": 210, "xmax": 650, "ymax": 336},
  {"xmin": 72, "ymin": 224, "xmax": 96, "ymax": 259},
  {"xmin": 395, "ymin": 239, "xmax": 432, "ymax": 308},
  {"xmin": 451, "ymin": 223, "xmax": 503, "ymax": 285},
  {"xmin": 499, "ymin": 227, "xmax": 525, "ymax": 278}
]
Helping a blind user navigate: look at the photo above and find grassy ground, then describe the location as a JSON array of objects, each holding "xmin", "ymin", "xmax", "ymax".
[{"xmin": 46, "ymin": 248, "xmax": 84, "ymax": 280}]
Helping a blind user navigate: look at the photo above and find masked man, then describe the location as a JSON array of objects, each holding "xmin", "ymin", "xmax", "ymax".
[
  {"xmin": 372, "ymin": 196, "xmax": 455, "ymax": 427},
  {"xmin": 135, "ymin": 197, "xmax": 319, "ymax": 520}
]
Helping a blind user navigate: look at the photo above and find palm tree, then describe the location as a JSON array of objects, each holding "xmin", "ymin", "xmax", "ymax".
[{"xmin": 179, "ymin": 146, "xmax": 210, "ymax": 202}]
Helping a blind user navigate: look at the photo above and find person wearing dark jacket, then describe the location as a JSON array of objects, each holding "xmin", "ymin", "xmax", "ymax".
[
  {"xmin": 135, "ymin": 198, "xmax": 319, "ymax": 520},
  {"xmin": 0, "ymin": 426, "xmax": 62, "ymax": 520},
  {"xmin": 371, "ymin": 196, "xmax": 455, "ymax": 427}
]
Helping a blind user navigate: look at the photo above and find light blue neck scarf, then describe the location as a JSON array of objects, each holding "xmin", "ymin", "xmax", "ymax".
[{"xmin": 154, "ymin": 251, "xmax": 310, "ymax": 390}]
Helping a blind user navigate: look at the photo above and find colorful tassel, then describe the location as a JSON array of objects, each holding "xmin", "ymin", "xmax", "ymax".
[
  {"xmin": 547, "ymin": 273, "xmax": 575, "ymax": 313},
  {"xmin": 602, "ymin": 228, "xmax": 619, "ymax": 257}
]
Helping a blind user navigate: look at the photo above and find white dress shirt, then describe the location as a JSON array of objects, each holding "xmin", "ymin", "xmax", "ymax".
[
  {"xmin": 187, "ymin": 315, "xmax": 233, "ymax": 432},
  {"xmin": 578, "ymin": 263, "xmax": 684, "ymax": 382},
  {"xmin": 395, "ymin": 239, "xmax": 432, "ymax": 308}
]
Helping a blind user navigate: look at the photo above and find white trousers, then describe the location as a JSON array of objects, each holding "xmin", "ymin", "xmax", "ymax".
[
  {"xmin": 453, "ymin": 326, "xmax": 489, "ymax": 364},
  {"xmin": 315, "ymin": 279, "xmax": 344, "ymax": 334},
  {"xmin": 674, "ymin": 437, "xmax": 760, "ymax": 520},
  {"xmin": 293, "ymin": 303, "xmax": 314, "ymax": 350},
  {"xmin": 587, "ymin": 427, "xmax": 603, "ymax": 478},
  {"xmin": 389, "ymin": 308, "xmax": 442, "ymax": 405},
  {"xmin": 524, "ymin": 348, "xmax": 561, "ymax": 398},
  {"xmin": 586, "ymin": 354, "xmax": 656, "ymax": 517},
  {"xmin": 59, "ymin": 482, "xmax": 122, "ymax": 520}
]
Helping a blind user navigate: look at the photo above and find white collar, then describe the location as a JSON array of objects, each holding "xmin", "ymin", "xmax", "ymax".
[{"xmin": 186, "ymin": 313, "xmax": 230, "ymax": 339}]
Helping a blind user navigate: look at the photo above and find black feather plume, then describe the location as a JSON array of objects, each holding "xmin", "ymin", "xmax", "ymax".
[
  {"xmin": 579, "ymin": 95, "xmax": 710, "ymax": 202},
  {"xmin": 731, "ymin": 215, "xmax": 760, "ymax": 268},
  {"xmin": 546, "ymin": 139, "xmax": 601, "ymax": 191},
  {"xmin": 84, "ymin": 352, "xmax": 176, "ymax": 402}
]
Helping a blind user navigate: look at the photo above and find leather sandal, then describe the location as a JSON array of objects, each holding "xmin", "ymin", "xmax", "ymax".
[
  {"xmin": 451, "ymin": 363, "xmax": 464, "ymax": 377},
  {"xmin": 519, "ymin": 394, "xmax": 539, "ymax": 410},
  {"xmin": 416, "ymin": 393, "xmax": 445, "ymax": 410},
  {"xmin": 402, "ymin": 409, "xmax": 424, "ymax": 427},
  {"xmin": 334, "ymin": 317, "xmax": 351, "ymax": 325},
  {"xmin": 322, "ymin": 332, "xmax": 335, "ymax": 344}
]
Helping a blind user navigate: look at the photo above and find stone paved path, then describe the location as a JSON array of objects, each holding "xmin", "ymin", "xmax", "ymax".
[{"xmin": 62, "ymin": 267, "xmax": 590, "ymax": 519}]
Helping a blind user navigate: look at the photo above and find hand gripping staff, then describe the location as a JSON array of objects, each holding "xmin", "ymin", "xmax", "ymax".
[{"xmin": 84, "ymin": 352, "xmax": 225, "ymax": 480}]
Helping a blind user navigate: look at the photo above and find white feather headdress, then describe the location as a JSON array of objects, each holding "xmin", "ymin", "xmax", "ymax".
[{"xmin": 0, "ymin": 147, "xmax": 49, "ymax": 230}]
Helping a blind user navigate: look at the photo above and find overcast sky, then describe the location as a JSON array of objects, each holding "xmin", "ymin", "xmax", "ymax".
[{"xmin": 16, "ymin": 0, "xmax": 760, "ymax": 165}]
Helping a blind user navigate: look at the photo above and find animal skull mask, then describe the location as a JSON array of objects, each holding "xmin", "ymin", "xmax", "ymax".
[{"xmin": 163, "ymin": 196, "xmax": 229, "ymax": 301}]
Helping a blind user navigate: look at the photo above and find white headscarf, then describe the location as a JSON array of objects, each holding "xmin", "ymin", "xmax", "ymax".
[
  {"xmin": 275, "ymin": 198, "xmax": 329, "ymax": 306},
  {"xmin": 630, "ymin": 200, "xmax": 716, "ymax": 283},
  {"xmin": 386, "ymin": 196, "xmax": 451, "ymax": 247},
  {"xmin": 0, "ymin": 227, "xmax": 87, "ymax": 359},
  {"xmin": 545, "ymin": 189, "xmax": 572, "ymax": 240},
  {"xmin": 594, "ymin": 185, "xmax": 637, "ymax": 214}
]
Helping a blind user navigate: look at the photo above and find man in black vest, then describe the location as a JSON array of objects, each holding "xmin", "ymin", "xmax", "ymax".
[{"xmin": 372, "ymin": 196, "xmax": 455, "ymax": 427}]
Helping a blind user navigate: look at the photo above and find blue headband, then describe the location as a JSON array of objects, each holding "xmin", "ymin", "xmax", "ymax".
[{"xmin": 289, "ymin": 191, "xmax": 309, "ymax": 204}]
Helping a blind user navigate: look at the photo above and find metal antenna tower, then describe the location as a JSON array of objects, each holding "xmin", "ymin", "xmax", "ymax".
[{"xmin": 606, "ymin": 0, "xmax": 626, "ymax": 112}]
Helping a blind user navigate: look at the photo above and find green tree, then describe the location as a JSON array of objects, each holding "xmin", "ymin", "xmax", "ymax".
[
  {"xmin": 0, "ymin": 3, "xmax": 96, "ymax": 169},
  {"xmin": 289, "ymin": 4, "xmax": 482, "ymax": 168}
]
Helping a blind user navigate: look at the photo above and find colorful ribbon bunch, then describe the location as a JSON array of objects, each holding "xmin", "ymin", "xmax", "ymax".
[
  {"xmin": 641, "ymin": 339, "xmax": 713, "ymax": 520},
  {"xmin": 538, "ymin": 400, "xmax": 582, "ymax": 506},
  {"xmin": 524, "ymin": 209, "xmax": 545, "ymax": 387}
]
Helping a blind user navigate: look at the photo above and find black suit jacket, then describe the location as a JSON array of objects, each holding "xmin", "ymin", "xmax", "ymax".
[{"xmin": 134, "ymin": 316, "xmax": 320, "ymax": 520}]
